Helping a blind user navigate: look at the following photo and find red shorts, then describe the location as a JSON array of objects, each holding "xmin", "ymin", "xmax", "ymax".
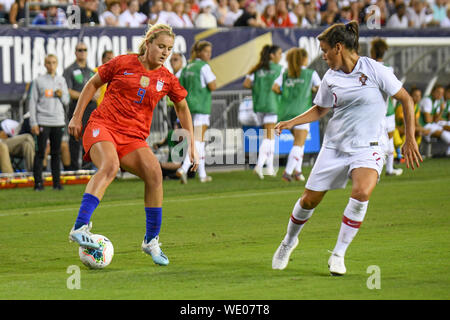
[{"xmin": 82, "ymin": 121, "xmax": 149, "ymax": 162}]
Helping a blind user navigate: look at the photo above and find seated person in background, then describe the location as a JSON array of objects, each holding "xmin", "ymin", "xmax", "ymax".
[
  {"xmin": 119, "ymin": 0, "xmax": 147, "ymax": 27},
  {"xmin": 419, "ymin": 84, "xmax": 450, "ymax": 148},
  {"xmin": 99, "ymin": 0, "xmax": 123, "ymax": 26},
  {"xmin": 152, "ymin": 107, "xmax": 189, "ymax": 181},
  {"xmin": 394, "ymin": 87, "xmax": 429, "ymax": 159},
  {"xmin": 0, "ymin": 119, "xmax": 35, "ymax": 173},
  {"xmin": 32, "ymin": 0, "xmax": 67, "ymax": 26}
]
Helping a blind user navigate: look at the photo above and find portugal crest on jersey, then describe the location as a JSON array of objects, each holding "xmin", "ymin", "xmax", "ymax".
[
  {"xmin": 359, "ymin": 73, "xmax": 368, "ymax": 86},
  {"xmin": 140, "ymin": 76, "xmax": 150, "ymax": 88},
  {"xmin": 156, "ymin": 79, "xmax": 164, "ymax": 92}
]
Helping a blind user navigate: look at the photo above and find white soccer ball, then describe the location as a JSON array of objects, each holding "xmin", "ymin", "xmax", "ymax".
[{"xmin": 79, "ymin": 234, "xmax": 114, "ymax": 269}]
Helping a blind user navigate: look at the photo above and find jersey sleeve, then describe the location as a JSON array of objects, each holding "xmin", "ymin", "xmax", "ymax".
[
  {"xmin": 200, "ymin": 64, "xmax": 216, "ymax": 84},
  {"xmin": 371, "ymin": 60, "xmax": 403, "ymax": 97},
  {"xmin": 420, "ymin": 97, "xmax": 432, "ymax": 113},
  {"xmin": 168, "ymin": 74, "xmax": 188, "ymax": 103},
  {"xmin": 313, "ymin": 75, "xmax": 333, "ymax": 108},
  {"xmin": 97, "ymin": 55, "xmax": 119, "ymax": 84},
  {"xmin": 311, "ymin": 70, "xmax": 321, "ymax": 87}
]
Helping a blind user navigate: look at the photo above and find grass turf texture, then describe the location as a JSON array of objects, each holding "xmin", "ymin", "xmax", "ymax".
[{"xmin": 0, "ymin": 158, "xmax": 448, "ymax": 300}]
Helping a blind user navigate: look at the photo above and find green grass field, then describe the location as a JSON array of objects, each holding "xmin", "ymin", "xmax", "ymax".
[{"xmin": 0, "ymin": 158, "xmax": 449, "ymax": 300}]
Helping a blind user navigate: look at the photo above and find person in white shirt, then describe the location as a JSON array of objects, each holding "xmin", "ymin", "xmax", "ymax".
[
  {"xmin": 406, "ymin": 0, "xmax": 433, "ymax": 28},
  {"xmin": 160, "ymin": 1, "xmax": 194, "ymax": 28},
  {"xmin": 223, "ymin": 0, "xmax": 243, "ymax": 27},
  {"xmin": 272, "ymin": 21, "xmax": 422, "ymax": 276},
  {"xmin": 119, "ymin": 0, "xmax": 147, "ymax": 27},
  {"xmin": 99, "ymin": 0, "xmax": 123, "ymax": 26},
  {"xmin": 386, "ymin": 3, "xmax": 410, "ymax": 28},
  {"xmin": 195, "ymin": 1, "xmax": 218, "ymax": 28}
]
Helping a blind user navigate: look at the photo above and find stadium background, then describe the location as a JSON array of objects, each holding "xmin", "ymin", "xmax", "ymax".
[{"xmin": 0, "ymin": 25, "xmax": 449, "ymax": 165}]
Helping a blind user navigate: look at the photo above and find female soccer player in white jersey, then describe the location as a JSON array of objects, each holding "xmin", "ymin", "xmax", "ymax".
[
  {"xmin": 272, "ymin": 48, "xmax": 320, "ymax": 182},
  {"xmin": 272, "ymin": 21, "xmax": 422, "ymax": 276}
]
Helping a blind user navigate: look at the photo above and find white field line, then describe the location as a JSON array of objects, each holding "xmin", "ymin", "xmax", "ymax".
[{"xmin": 0, "ymin": 189, "xmax": 301, "ymax": 218}]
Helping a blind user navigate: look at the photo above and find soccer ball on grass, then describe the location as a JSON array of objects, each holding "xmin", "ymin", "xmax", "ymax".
[{"xmin": 79, "ymin": 234, "xmax": 114, "ymax": 269}]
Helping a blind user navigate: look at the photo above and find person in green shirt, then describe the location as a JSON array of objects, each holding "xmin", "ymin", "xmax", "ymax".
[
  {"xmin": 243, "ymin": 44, "xmax": 282, "ymax": 179},
  {"xmin": 178, "ymin": 40, "xmax": 217, "ymax": 183},
  {"xmin": 272, "ymin": 47, "xmax": 320, "ymax": 182}
]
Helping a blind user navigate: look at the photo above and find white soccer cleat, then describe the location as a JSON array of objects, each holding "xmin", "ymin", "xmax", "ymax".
[
  {"xmin": 386, "ymin": 168, "xmax": 403, "ymax": 176},
  {"xmin": 176, "ymin": 168, "xmax": 188, "ymax": 184},
  {"xmin": 293, "ymin": 171, "xmax": 306, "ymax": 181},
  {"xmin": 272, "ymin": 238, "xmax": 299, "ymax": 270},
  {"xmin": 328, "ymin": 252, "xmax": 346, "ymax": 276},
  {"xmin": 69, "ymin": 222, "xmax": 100, "ymax": 249},
  {"xmin": 199, "ymin": 175, "xmax": 212, "ymax": 183},
  {"xmin": 254, "ymin": 166, "xmax": 264, "ymax": 180},
  {"xmin": 142, "ymin": 236, "xmax": 169, "ymax": 266}
]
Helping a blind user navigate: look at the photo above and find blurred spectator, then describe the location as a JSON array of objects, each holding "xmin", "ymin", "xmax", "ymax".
[
  {"xmin": 339, "ymin": 5, "xmax": 352, "ymax": 23},
  {"xmin": 255, "ymin": 0, "xmax": 269, "ymax": 14},
  {"xmin": 223, "ymin": 0, "xmax": 242, "ymax": 27},
  {"xmin": 0, "ymin": 119, "xmax": 35, "ymax": 174},
  {"xmin": 386, "ymin": 3, "xmax": 410, "ymax": 28},
  {"xmin": 139, "ymin": 0, "xmax": 152, "ymax": 16},
  {"xmin": 160, "ymin": 1, "xmax": 194, "ymax": 27},
  {"xmin": 304, "ymin": 0, "xmax": 320, "ymax": 27},
  {"xmin": 80, "ymin": 0, "xmax": 100, "ymax": 25},
  {"xmin": 234, "ymin": 0, "xmax": 265, "ymax": 26},
  {"xmin": 319, "ymin": 0, "xmax": 340, "ymax": 26},
  {"xmin": 407, "ymin": 0, "xmax": 433, "ymax": 28},
  {"xmin": 432, "ymin": 0, "xmax": 448, "ymax": 24},
  {"xmin": 99, "ymin": 0, "xmax": 122, "ymax": 26},
  {"xmin": 195, "ymin": 0, "xmax": 218, "ymax": 28},
  {"xmin": 290, "ymin": 2, "xmax": 311, "ymax": 27},
  {"xmin": 8, "ymin": 0, "xmax": 26, "ymax": 26},
  {"xmin": 441, "ymin": 7, "xmax": 450, "ymax": 27},
  {"xmin": 215, "ymin": 0, "xmax": 229, "ymax": 26},
  {"xmin": 274, "ymin": 0, "xmax": 293, "ymax": 27},
  {"xmin": 149, "ymin": 0, "xmax": 169, "ymax": 25},
  {"xmin": 261, "ymin": 3, "xmax": 276, "ymax": 27},
  {"xmin": 119, "ymin": 0, "xmax": 147, "ymax": 26},
  {"xmin": 32, "ymin": 0, "xmax": 67, "ymax": 26},
  {"xmin": 169, "ymin": 52, "xmax": 184, "ymax": 77}
]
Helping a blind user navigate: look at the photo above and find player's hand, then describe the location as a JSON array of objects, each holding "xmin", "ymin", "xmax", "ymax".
[
  {"xmin": 189, "ymin": 143, "xmax": 199, "ymax": 172},
  {"xmin": 401, "ymin": 137, "xmax": 422, "ymax": 170},
  {"xmin": 55, "ymin": 89, "xmax": 62, "ymax": 98},
  {"xmin": 68, "ymin": 117, "xmax": 83, "ymax": 141},
  {"xmin": 274, "ymin": 121, "xmax": 291, "ymax": 135}
]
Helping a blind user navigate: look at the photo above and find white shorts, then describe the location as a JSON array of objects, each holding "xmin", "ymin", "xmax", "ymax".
[
  {"xmin": 305, "ymin": 146, "xmax": 385, "ymax": 191},
  {"xmin": 256, "ymin": 112, "xmax": 277, "ymax": 125},
  {"xmin": 193, "ymin": 114, "xmax": 210, "ymax": 127},
  {"xmin": 293, "ymin": 123, "xmax": 310, "ymax": 131},
  {"xmin": 385, "ymin": 114, "xmax": 396, "ymax": 133}
]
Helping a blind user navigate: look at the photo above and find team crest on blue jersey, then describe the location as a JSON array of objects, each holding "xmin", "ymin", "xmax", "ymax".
[
  {"xmin": 140, "ymin": 76, "xmax": 150, "ymax": 88},
  {"xmin": 156, "ymin": 79, "xmax": 164, "ymax": 92},
  {"xmin": 93, "ymin": 129, "xmax": 100, "ymax": 138}
]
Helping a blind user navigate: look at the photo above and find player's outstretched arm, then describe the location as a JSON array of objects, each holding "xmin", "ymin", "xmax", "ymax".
[
  {"xmin": 393, "ymin": 87, "xmax": 423, "ymax": 170},
  {"xmin": 274, "ymin": 105, "xmax": 329, "ymax": 135},
  {"xmin": 173, "ymin": 98, "xmax": 199, "ymax": 172},
  {"xmin": 68, "ymin": 74, "xmax": 105, "ymax": 140}
]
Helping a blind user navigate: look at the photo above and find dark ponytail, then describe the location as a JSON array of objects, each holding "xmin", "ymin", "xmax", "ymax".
[
  {"xmin": 248, "ymin": 44, "xmax": 281, "ymax": 75},
  {"xmin": 318, "ymin": 20, "xmax": 359, "ymax": 52}
]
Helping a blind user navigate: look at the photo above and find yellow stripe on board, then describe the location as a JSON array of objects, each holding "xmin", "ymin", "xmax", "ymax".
[
  {"xmin": 209, "ymin": 33, "xmax": 273, "ymax": 89},
  {"xmin": 194, "ymin": 29, "xmax": 222, "ymax": 42}
]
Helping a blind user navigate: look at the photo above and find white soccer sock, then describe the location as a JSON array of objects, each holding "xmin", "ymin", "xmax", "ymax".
[
  {"xmin": 256, "ymin": 139, "xmax": 270, "ymax": 168},
  {"xmin": 181, "ymin": 150, "xmax": 192, "ymax": 173},
  {"xmin": 294, "ymin": 145, "xmax": 305, "ymax": 173},
  {"xmin": 283, "ymin": 200, "xmax": 315, "ymax": 246},
  {"xmin": 266, "ymin": 139, "xmax": 276, "ymax": 172},
  {"xmin": 385, "ymin": 137, "xmax": 395, "ymax": 173},
  {"xmin": 333, "ymin": 198, "xmax": 368, "ymax": 257},
  {"xmin": 285, "ymin": 146, "xmax": 301, "ymax": 175},
  {"xmin": 196, "ymin": 141, "xmax": 207, "ymax": 179}
]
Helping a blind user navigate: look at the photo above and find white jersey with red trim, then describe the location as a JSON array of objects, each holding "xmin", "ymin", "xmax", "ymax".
[{"xmin": 314, "ymin": 56, "xmax": 402, "ymax": 153}]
